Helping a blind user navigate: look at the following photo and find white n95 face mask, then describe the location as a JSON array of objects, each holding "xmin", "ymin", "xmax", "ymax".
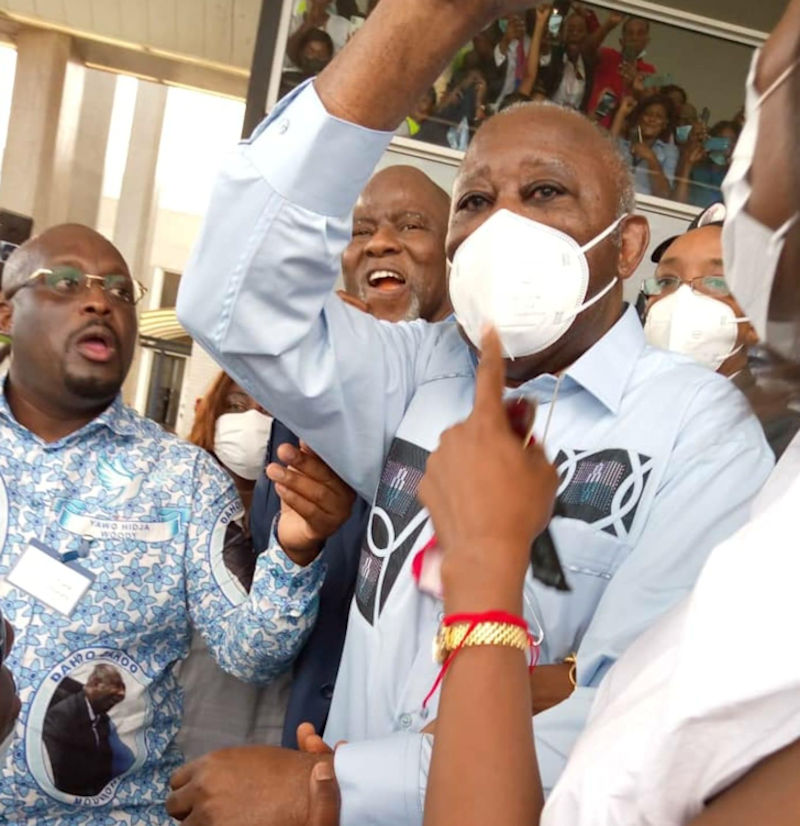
[
  {"xmin": 448, "ymin": 209, "xmax": 624, "ymax": 359},
  {"xmin": 721, "ymin": 50, "xmax": 799, "ymax": 345},
  {"xmin": 644, "ymin": 285, "xmax": 747, "ymax": 371},
  {"xmin": 214, "ymin": 409, "xmax": 273, "ymax": 481}
]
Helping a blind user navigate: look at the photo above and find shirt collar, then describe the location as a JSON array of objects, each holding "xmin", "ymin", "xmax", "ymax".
[
  {"xmin": 468, "ymin": 305, "xmax": 645, "ymax": 415},
  {"xmin": 0, "ymin": 385, "xmax": 140, "ymax": 444},
  {"xmin": 562, "ymin": 304, "xmax": 644, "ymax": 414}
]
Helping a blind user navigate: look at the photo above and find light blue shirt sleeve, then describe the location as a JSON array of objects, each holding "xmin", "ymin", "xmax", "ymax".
[
  {"xmin": 335, "ymin": 734, "xmax": 432, "ymax": 826},
  {"xmin": 184, "ymin": 449, "xmax": 326, "ymax": 684},
  {"xmin": 532, "ymin": 375, "xmax": 774, "ymax": 790},
  {"xmin": 177, "ymin": 82, "xmax": 433, "ymax": 501}
]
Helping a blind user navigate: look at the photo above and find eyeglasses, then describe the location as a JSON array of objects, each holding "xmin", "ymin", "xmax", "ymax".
[
  {"xmin": 13, "ymin": 266, "xmax": 147, "ymax": 305},
  {"xmin": 641, "ymin": 274, "xmax": 730, "ymax": 298}
]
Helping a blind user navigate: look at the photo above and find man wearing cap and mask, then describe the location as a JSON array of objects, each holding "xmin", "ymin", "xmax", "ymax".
[
  {"xmin": 172, "ymin": 1, "xmax": 773, "ymax": 823},
  {"xmin": 641, "ymin": 205, "xmax": 800, "ymax": 459}
]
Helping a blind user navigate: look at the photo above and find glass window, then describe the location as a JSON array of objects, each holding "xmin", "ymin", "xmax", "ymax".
[{"xmin": 275, "ymin": 2, "xmax": 759, "ymax": 208}]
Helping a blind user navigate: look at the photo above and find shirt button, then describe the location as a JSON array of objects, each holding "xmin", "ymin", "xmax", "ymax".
[
  {"xmin": 399, "ymin": 713, "xmax": 412, "ymax": 729},
  {"xmin": 436, "ymin": 611, "xmax": 445, "ymax": 623},
  {"xmin": 278, "ymin": 119, "xmax": 289, "ymax": 134},
  {"xmin": 320, "ymin": 683, "xmax": 334, "ymax": 700}
]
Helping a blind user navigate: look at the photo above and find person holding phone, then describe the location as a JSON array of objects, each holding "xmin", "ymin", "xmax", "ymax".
[
  {"xmin": 674, "ymin": 120, "xmax": 742, "ymax": 208},
  {"xmin": 587, "ymin": 15, "xmax": 657, "ymax": 128},
  {"xmin": 611, "ymin": 93, "xmax": 678, "ymax": 199},
  {"xmin": 520, "ymin": 4, "xmax": 609, "ymax": 112}
]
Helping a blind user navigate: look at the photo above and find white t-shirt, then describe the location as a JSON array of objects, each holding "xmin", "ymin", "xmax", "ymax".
[{"xmin": 542, "ymin": 434, "xmax": 800, "ymax": 825}]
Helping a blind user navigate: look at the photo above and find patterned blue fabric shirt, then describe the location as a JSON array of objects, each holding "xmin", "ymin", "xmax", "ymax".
[{"xmin": 0, "ymin": 391, "xmax": 323, "ymax": 824}]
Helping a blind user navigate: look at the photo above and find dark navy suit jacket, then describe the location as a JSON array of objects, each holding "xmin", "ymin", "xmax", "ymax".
[{"xmin": 251, "ymin": 419, "xmax": 367, "ymax": 748}]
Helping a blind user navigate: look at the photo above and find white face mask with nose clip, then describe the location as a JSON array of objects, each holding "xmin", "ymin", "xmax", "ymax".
[
  {"xmin": 644, "ymin": 285, "xmax": 748, "ymax": 370},
  {"xmin": 449, "ymin": 209, "xmax": 626, "ymax": 359}
]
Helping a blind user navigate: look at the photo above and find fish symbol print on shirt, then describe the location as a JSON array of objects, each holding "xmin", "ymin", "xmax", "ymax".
[
  {"xmin": 356, "ymin": 438, "xmax": 430, "ymax": 625},
  {"xmin": 354, "ymin": 441, "xmax": 656, "ymax": 625},
  {"xmin": 96, "ymin": 455, "xmax": 145, "ymax": 506}
]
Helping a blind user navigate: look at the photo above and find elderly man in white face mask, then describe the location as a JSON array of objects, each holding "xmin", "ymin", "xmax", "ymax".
[{"xmin": 171, "ymin": 1, "xmax": 774, "ymax": 823}]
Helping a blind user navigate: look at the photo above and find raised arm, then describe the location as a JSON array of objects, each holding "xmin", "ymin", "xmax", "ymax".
[
  {"xmin": 747, "ymin": 0, "xmax": 800, "ymax": 231},
  {"xmin": 178, "ymin": 0, "xmax": 538, "ymax": 500},
  {"xmin": 519, "ymin": 5, "xmax": 552, "ymax": 97},
  {"xmin": 582, "ymin": 9, "xmax": 623, "ymax": 57}
]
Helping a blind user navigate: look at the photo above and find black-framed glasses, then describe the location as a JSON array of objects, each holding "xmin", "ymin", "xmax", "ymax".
[
  {"xmin": 14, "ymin": 266, "xmax": 147, "ymax": 306},
  {"xmin": 641, "ymin": 274, "xmax": 731, "ymax": 298}
]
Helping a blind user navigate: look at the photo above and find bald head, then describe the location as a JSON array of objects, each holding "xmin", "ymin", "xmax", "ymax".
[
  {"xmin": 2, "ymin": 224, "xmax": 129, "ymax": 296},
  {"xmin": 342, "ymin": 165, "xmax": 452, "ymax": 322}
]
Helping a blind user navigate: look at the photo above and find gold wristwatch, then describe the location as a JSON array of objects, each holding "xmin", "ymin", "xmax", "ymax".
[{"xmin": 432, "ymin": 620, "xmax": 530, "ymax": 665}]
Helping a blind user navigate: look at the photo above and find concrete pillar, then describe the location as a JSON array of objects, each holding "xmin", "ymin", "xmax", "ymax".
[
  {"xmin": 0, "ymin": 29, "xmax": 80, "ymax": 229},
  {"xmin": 67, "ymin": 69, "xmax": 117, "ymax": 227},
  {"xmin": 114, "ymin": 80, "xmax": 167, "ymax": 406}
]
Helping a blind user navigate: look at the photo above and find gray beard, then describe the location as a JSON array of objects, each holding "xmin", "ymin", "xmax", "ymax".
[{"xmin": 356, "ymin": 286, "xmax": 422, "ymax": 321}]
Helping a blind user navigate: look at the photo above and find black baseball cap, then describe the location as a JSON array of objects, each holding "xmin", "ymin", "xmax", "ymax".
[{"xmin": 650, "ymin": 202, "xmax": 727, "ymax": 263}]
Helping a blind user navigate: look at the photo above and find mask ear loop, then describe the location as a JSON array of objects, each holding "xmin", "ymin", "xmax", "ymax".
[{"xmin": 756, "ymin": 57, "xmax": 800, "ymax": 107}]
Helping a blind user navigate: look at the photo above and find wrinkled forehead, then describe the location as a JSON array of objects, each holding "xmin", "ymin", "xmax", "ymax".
[{"xmin": 455, "ymin": 107, "xmax": 615, "ymax": 201}]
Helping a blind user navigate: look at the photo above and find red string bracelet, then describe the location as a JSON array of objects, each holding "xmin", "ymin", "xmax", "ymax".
[{"xmin": 422, "ymin": 609, "xmax": 539, "ymax": 710}]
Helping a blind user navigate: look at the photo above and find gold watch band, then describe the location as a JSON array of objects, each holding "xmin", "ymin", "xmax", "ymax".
[{"xmin": 433, "ymin": 621, "xmax": 530, "ymax": 665}]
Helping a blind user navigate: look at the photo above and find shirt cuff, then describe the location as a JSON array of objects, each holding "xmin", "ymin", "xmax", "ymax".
[
  {"xmin": 252, "ymin": 542, "xmax": 325, "ymax": 620},
  {"xmin": 335, "ymin": 733, "xmax": 431, "ymax": 826},
  {"xmin": 243, "ymin": 80, "xmax": 393, "ymax": 218}
]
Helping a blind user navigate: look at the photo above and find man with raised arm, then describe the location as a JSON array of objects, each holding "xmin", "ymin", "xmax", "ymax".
[{"xmin": 172, "ymin": 1, "xmax": 773, "ymax": 824}]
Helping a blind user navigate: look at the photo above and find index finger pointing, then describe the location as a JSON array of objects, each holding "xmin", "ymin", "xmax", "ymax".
[{"xmin": 474, "ymin": 326, "xmax": 507, "ymax": 417}]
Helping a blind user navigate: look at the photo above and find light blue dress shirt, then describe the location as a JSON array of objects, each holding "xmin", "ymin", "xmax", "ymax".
[
  {"xmin": 177, "ymin": 81, "xmax": 775, "ymax": 826},
  {"xmin": 0, "ymin": 391, "xmax": 322, "ymax": 823}
]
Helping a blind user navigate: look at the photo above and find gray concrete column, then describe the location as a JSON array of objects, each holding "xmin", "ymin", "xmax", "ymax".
[
  {"xmin": 114, "ymin": 79, "xmax": 167, "ymax": 406},
  {"xmin": 0, "ymin": 28, "xmax": 79, "ymax": 229},
  {"xmin": 67, "ymin": 68, "xmax": 117, "ymax": 227}
]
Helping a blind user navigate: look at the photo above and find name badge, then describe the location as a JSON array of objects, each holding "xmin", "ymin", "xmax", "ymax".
[{"xmin": 6, "ymin": 540, "xmax": 95, "ymax": 617}]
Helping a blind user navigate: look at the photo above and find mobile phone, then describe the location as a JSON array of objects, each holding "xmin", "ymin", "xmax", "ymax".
[
  {"xmin": 704, "ymin": 137, "xmax": 731, "ymax": 152},
  {"xmin": 548, "ymin": 11, "xmax": 563, "ymax": 37},
  {"xmin": 594, "ymin": 89, "xmax": 618, "ymax": 119},
  {"xmin": 700, "ymin": 106, "xmax": 710, "ymax": 125}
]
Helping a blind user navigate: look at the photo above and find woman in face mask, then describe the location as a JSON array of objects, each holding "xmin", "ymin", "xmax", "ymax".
[
  {"xmin": 178, "ymin": 372, "xmax": 281, "ymax": 761},
  {"xmin": 641, "ymin": 211, "xmax": 800, "ymax": 458},
  {"xmin": 189, "ymin": 372, "xmax": 273, "ymax": 528}
]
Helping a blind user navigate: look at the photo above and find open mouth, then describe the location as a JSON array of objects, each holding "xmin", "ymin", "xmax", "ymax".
[
  {"xmin": 366, "ymin": 269, "xmax": 407, "ymax": 293},
  {"xmin": 74, "ymin": 326, "xmax": 118, "ymax": 363}
]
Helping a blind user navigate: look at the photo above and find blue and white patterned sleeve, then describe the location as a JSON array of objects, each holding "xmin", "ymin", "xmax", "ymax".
[{"xmin": 184, "ymin": 449, "xmax": 324, "ymax": 684}]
